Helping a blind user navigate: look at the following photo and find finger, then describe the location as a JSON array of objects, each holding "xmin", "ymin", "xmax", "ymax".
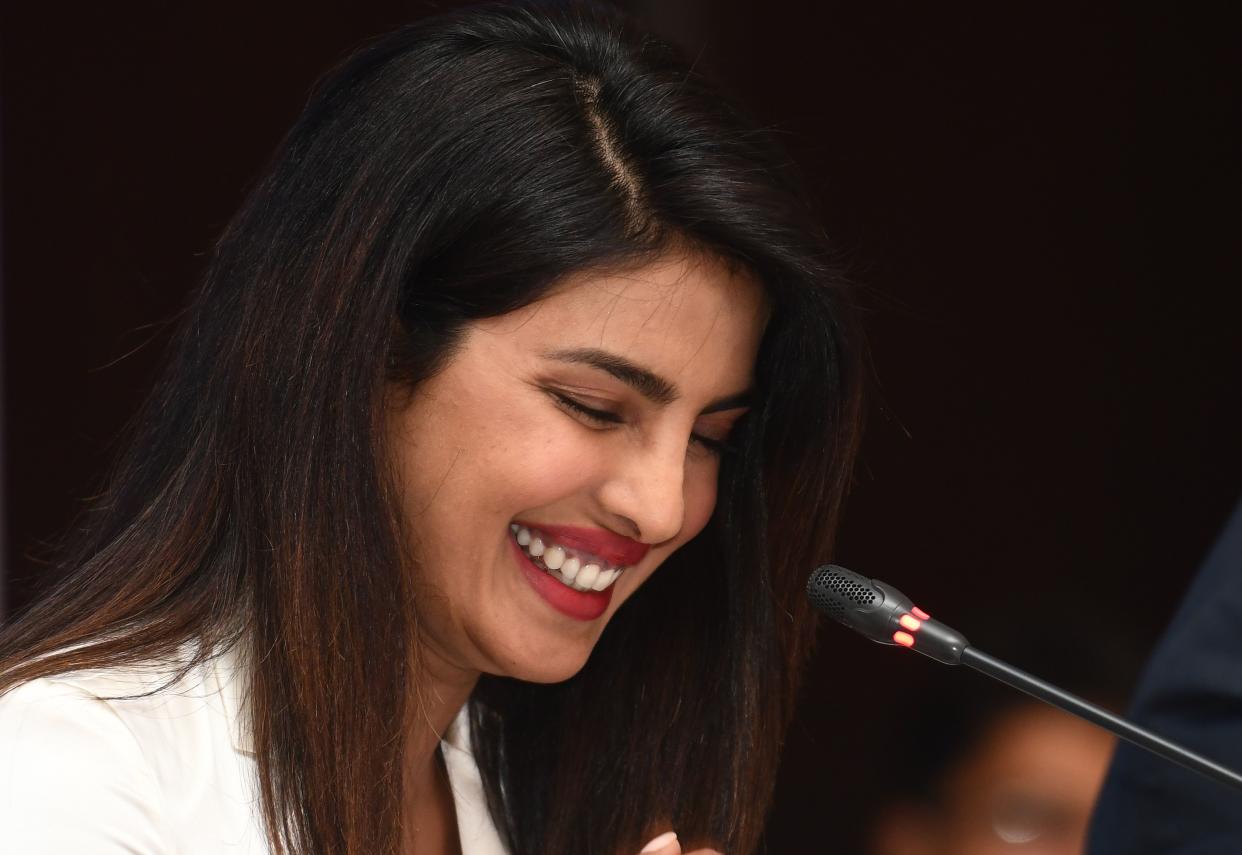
[{"xmin": 639, "ymin": 830, "xmax": 680, "ymax": 855}]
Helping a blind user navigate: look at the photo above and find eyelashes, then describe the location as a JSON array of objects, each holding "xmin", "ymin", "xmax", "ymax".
[
  {"xmin": 547, "ymin": 390, "xmax": 735, "ymax": 457},
  {"xmin": 549, "ymin": 390, "xmax": 622, "ymax": 426}
]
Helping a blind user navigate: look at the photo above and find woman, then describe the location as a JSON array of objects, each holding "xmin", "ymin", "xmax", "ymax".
[{"xmin": 0, "ymin": 3, "xmax": 860, "ymax": 853}]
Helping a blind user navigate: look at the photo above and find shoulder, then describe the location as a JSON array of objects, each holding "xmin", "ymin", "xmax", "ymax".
[
  {"xmin": 0, "ymin": 650, "xmax": 265, "ymax": 854},
  {"xmin": 0, "ymin": 669, "xmax": 173, "ymax": 852}
]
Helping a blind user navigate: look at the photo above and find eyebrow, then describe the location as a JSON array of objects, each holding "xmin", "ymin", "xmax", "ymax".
[{"xmin": 541, "ymin": 347, "xmax": 753, "ymax": 413}]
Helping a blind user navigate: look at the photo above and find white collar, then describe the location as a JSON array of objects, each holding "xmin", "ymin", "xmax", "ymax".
[
  {"xmin": 210, "ymin": 645, "xmax": 507, "ymax": 854},
  {"xmin": 211, "ymin": 644, "xmax": 255, "ymax": 755}
]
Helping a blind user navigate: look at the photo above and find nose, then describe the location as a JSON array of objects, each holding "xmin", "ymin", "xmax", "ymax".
[{"xmin": 596, "ymin": 436, "xmax": 687, "ymax": 546}]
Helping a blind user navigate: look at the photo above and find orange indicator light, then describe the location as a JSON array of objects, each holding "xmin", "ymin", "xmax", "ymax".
[
  {"xmin": 899, "ymin": 614, "xmax": 922, "ymax": 632},
  {"xmin": 893, "ymin": 631, "xmax": 915, "ymax": 647},
  {"xmin": 912, "ymin": 606, "xmax": 930, "ymax": 621}
]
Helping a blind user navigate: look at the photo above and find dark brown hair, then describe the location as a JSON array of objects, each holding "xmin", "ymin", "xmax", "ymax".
[{"xmin": 0, "ymin": 3, "xmax": 861, "ymax": 853}]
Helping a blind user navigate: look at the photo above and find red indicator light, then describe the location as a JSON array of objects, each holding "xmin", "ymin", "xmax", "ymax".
[
  {"xmin": 893, "ymin": 631, "xmax": 915, "ymax": 647},
  {"xmin": 912, "ymin": 606, "xmax": 930, "ymax": 621},
  {"xmin": 899, "ymin": 614, "xmax": 922, "ymax": 632}
]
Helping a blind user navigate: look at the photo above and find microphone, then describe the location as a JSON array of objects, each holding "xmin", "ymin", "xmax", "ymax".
[{"xmin": 806, "ymin": 564, "xmax": 1242, "ymax": 794}]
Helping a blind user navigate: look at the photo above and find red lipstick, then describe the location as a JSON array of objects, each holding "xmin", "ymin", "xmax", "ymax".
[
  {"xmin": 509, "ymin": 536, "xmax": 612, "ymax": 621},
  {"xmin": 514, "ymin": 523, "xmax": 650, "ymax": 567}
]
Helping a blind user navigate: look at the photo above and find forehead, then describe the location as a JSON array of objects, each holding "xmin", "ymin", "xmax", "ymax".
[{"xmin": 474, "ymin": 250, "xmax": 768, "ymax": 387}]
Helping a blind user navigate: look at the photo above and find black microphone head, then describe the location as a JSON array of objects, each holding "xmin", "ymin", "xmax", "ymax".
[
  {"xmin": 806, "ymin": 565, "xmax": 912, "ymax": 642},
  {"xmin": 807, "ymin": 564, "xmax": 969, "ymax": 664}
]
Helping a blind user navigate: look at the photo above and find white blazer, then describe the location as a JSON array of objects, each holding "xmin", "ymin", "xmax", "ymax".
[{"xmin": 0, "ymin": 648, "xmax": 508, "ymax": 854}]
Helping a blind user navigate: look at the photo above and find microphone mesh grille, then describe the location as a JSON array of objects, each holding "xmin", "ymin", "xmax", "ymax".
[
  {"xmin": 829, "ymin": 571, "xmax": 879, "ymax": 605},
  {"xmin": 808, "ymin": 566, "xmax": 878, "ymax": 622}
]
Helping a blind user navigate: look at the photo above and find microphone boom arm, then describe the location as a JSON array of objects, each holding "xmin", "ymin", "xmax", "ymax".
[
  {"xmin": 806, "ymin": 564, "xmax": 1242, "ymax": 795},
  {"xmin": 959, "ymin": 646, "xmax": 1242, "ymax": 793}
]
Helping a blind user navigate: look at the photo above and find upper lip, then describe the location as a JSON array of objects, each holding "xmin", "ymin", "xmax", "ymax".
[{"xmin": 513, "ymin": 522, "xmax": 651, "ymax": 567}]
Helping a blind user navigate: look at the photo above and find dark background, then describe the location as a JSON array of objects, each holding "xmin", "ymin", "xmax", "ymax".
[{"xmin": 3, "ymin": 2, "xmax": 1239, "ymax": 852}]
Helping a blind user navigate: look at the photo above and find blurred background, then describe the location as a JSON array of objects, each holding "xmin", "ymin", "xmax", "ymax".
[{"xmin": 3, "ymin": 2, "xmax": 1239, "ymax": 852}]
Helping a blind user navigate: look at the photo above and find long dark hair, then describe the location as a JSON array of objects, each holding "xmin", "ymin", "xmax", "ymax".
[{"xmin": 0, "ymin": 3, "xmax": 861, "ymax": 853}]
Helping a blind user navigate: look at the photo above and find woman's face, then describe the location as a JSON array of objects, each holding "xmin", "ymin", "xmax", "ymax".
[{"xmin": 388, "ymin": 249, "xmax": 767, "ymax": 683}]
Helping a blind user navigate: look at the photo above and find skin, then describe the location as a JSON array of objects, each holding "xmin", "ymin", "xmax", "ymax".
[
  {"xmin": 869, "ymin": 704, "xmax": 1116, "ymax": 855},
  {"xmin": 388, "ymin": 248, "xmax": 763, "ymax": 854}
]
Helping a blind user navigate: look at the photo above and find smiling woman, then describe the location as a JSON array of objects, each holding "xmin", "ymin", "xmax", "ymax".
[
  {"xmin": 0, "ymin": 3, "xmax": 859, "ymax": 855},
  {"xmin": 393, "ymin": 253, "xmax": 765, "ymax": 678}
]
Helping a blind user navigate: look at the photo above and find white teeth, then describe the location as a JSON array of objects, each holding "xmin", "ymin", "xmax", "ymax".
[
  {"xmin": 512, "ymin": 526, "xmax": 626, "ymax": 593},
  {"xmin": 543, "ymin": 545, "xmax": 565, "ymax": 570},
  {"xmin": 575, "ymin": 563, "xmax": 600, "ymax": 589}
]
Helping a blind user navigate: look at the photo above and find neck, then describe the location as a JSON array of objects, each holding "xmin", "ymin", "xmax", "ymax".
[
  {"xmin": 405, "ymin": 653, "xmax": 479, "ymax": 782},
  {"xmin": 402, "ymin": 643, "xmax": 480, "ymax": 854}
]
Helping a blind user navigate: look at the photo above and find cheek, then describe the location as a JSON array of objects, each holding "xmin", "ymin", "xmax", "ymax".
[
  {"xmin": 456, "ymin": 403, "xmax": 610, "ymax": 526},
  {"xmin": 681, "ymin": 465, "xmax": 720, "ymax": 540}
]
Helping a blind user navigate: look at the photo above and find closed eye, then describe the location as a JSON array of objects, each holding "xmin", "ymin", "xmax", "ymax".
[
  {"xmin": 550, "ymin": 390, "xmax": 737, "ymax": 457},
  {"xmin": 691, "ymin": 433, "xmax": 735, "ymax": 457},
  {"xmin": 548, "ymin": 390, "xmax": 621, "ymax": 427}
]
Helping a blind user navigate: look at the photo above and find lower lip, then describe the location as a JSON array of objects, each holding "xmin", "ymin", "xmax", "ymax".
[{"xmin": 509, "ymin": 535, "xmax": 613, "ymax": 621}]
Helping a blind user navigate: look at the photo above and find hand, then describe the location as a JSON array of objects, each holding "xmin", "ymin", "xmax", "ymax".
[{"xmin": 638, "ymin": 830, "xmax": 723, "ymax": 855}]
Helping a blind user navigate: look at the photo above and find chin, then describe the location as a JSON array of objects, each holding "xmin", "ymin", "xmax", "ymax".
[{"xmin": 494, "ymin": 637, "xmax": 597, "ymax": 684}]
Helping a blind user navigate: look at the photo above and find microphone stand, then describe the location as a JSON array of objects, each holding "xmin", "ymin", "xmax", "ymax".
[
  {"xmin": 806, "ymin": 564, "xmax": 1242, "ymax": 795},
  {"xmin": 960, "ymin": 646, "xmax": 1242, "ymax": 794}
]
